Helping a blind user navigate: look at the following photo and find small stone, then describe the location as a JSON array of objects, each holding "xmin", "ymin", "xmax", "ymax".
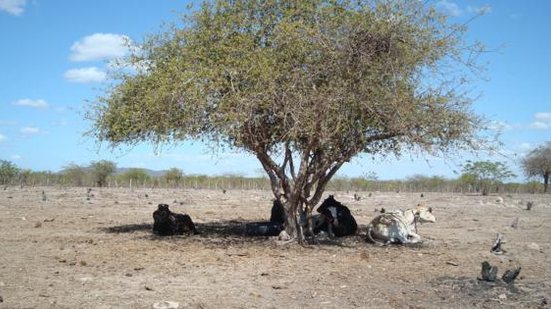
[
  {"xmin": 498, "ymin": 293, "xmax": 507, "ymax": 300},
  {"xmin": 152, "ymin": 301, "xmax": 179, "ymax": 309},
  {"xmin": 495, "ymin": 197, "xmax": 504, "ymax": 204},
  {"xmin": 278, "ymin": 230, "xmax": 291, "ymax": 241},
  {"xmin": 528, "ymin": 242, "xmax": 540, "ymax": 251}
]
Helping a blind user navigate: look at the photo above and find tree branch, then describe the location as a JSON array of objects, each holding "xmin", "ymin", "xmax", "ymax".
[{"xmin": 256, "ymin": 150, "xmax": 291, "ymax": 200}]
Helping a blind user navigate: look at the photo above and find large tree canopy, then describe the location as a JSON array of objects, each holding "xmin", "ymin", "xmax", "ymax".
[
  {"xmin": 522, "ymin": 141, "xmax": 551, "ymax": 193},
  {"xmin": 89, "ymin": 0, "xmax": 485, "ymax": 241}
]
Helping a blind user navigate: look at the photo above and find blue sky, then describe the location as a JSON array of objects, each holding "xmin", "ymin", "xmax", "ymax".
[{"xmin": 0, "ymin": 1, "xmax": 549, "ymax": 181}]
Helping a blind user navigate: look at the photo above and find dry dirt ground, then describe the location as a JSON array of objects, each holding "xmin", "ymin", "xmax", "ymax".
[{"xmin": 1, "ymin": 187, "xmax": 550, "ymax": 308}]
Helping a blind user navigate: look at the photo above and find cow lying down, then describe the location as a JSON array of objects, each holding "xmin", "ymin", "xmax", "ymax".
[
  {"xmin": 312, "ymin": 195, "xmax": 358, "ymax": 237},
  {"xmin": 153, "ymin": 204, "xmax": 198, "ymax": 236},
  {"xmin": 366, "ymin": 204, "xmax": 435, "ymax": 245},
  {"xmin": 245, "ymin": 200, "xmax": 285, "ymax": 236}
]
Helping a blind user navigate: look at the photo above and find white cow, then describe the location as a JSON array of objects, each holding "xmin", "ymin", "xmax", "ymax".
[{"xmin": 366, "ymin": 204, "xmax": 436, "ymax": 245}]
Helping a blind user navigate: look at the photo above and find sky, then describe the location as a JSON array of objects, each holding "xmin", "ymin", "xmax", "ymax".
[{"xmin": 0, "ymin": 0, "xmax": 549, "ymax": 181}]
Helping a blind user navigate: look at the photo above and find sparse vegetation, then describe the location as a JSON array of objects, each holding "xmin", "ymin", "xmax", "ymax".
[
  {"xmin": 459, "ymin": 160, "xmax": 516, "ymax": 196},
  {"xmin": 61, "ymin": 163, "xmax": 89, "ymax": 186},
  {"xmin": 0, "ymin": 160, "xmax": 20, "ymax": 185},
  {"xmin": 119, "ymin": 168, "xmax": 151, "ymax": 187},
  {"xmin": 0, "ymin": 158, "xmax": 542, "ymax": 193},
  {"xmin": 90, "ymin": 160, "xmax": 117, "ymax": 187},
  {"xmin": 521, "ymin": 141, "xmax": 551, "ymax": 193}
]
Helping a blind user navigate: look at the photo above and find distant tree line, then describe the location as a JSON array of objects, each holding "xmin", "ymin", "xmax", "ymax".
[{"xmin": 0, "ymin": 155, "xmax": 549, "ymax": 194}]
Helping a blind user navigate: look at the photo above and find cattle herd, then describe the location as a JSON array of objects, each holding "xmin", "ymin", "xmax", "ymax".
[{"xmin": 152, "ymin": 195, "xmax": 436, "ymax": 245}]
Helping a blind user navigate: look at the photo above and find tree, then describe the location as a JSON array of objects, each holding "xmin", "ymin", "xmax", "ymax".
[
  {"xmin": 89, "ymin": 0, "xmax": 486, "ymax": 241},
  {"xmin": 18, "ymin": 169, "xmax": 33, "ymax": 186},
  {"xmin": 163, "ymin": 168, "xmax": 184, "ymax": 187},
  {"xmin": 0, "ymin": 160, "xmax": 20, "ymax": 185},
  {"xmin": 460, "ymin": 160, "xmax": 515, "ymax": 195},
  {"xmin": 521, "ymin": 141, "xmax": 551, "ymax": 193},
  {"xmin": 62, "ymin": 163, "xmax": 89, "ymax": 186},
  {"xmin": 89, "ymin": 160, "xmax": 116, "ymax": 187},
  {"xmin": 119, "ymin": 168, "xmax": 151, "ymax": 187}
]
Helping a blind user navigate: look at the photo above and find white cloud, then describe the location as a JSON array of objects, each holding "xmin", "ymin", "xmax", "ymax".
[
  {"xmin": 467, "ymin": 5, "xmax": 492, "ymax": 15},
  {"xmin": 64, "ymin": 67, "xmax": 106, "ymax": 83},
  {"xmin": 14, "ymin": 98, "xmax": 49, "ymax": 108},
  {"xmin": 529, "ymin": 112, "xmax": 551, "ymax": 129},
  {"xmin": 70, "ymin": 33, "xmax": 130, "ymax": 62},
  {"xmin": 535, "ymin": 112, "xmax": 551, "ymax": 122},
  {"xmin": 530, "ymin": 121, "xmax": 550, "ymax": 130},
  {"xmin": 20, "ymin": 127, "xmax": 40, "ymax": 135},
  {"xmin": 436, "ymin": 0, "xmax": 462, "ymax": 17},
  {"xmin": 11, "ymin": 154, "xmax": 21, "ymax": 160},
  {"xmin": 0, "ymin": 133, "xmax": 6, "ymax": 141},
  {"xmin": 0, "ymin": 0, "xmax": 27, "ymax": 16}
]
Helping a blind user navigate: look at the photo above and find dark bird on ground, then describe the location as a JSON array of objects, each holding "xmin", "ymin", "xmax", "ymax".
[
  {"xmin": 479, "ymin": 261, "xmax": 498, "ymax": 282},
  {"xmin": 502, "ymin": 267, "xmax": 521, "ymax": 284}
]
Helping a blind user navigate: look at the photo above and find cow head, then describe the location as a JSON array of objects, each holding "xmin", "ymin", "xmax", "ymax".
[
  {"xmin": 414, "ymin": 204, "xmax": 436, "ymax": 223},
  {"xmin": 318, "ymin": 195, "xmax": 339, "ymax": 223},
  {"xmin": 158, "ymin": 204, "xmax": 170, "ymax": 211}
]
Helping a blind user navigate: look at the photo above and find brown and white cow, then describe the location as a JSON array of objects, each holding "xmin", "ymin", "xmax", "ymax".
[{"xmin": 366, "ymin": 204, "xmax": 435, "ymax": 245}]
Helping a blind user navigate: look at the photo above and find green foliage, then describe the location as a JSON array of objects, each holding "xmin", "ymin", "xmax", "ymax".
[
  {"xmin": 17, "ymin": 169, "xmax": 33, "ymax": 186},
  {"xmin": 89, "ymin": 160, "xmax": 117, "ymax": 187},
  {"xmin": 61, "ymin": 163, "xmax": 89, "ymax": 186},
  {"xmin": 0, "ymin": 160, "xmax": 20, "ymax": 185},
  {"xmin": 118, "ymin": 168, "xmax": 151, "ymax": 186},
  {"xmin": 163, "ymin": 167, "xmax": 184, "ymax": 186},
  {"xmin": 460, "ymin": 160, "xmax": 515, "ymax": 195}
]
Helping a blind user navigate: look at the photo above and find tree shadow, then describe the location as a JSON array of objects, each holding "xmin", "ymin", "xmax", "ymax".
[
  {"xmin": 100, "ymin": 220, "xmax": 252, "ymax": 239},
  {"xmin": 99, "ymin": 220, "xmax": 370, "ymax": 248},
  {"xmin": 101, "ymin": 223, "xmax": 152, "ymax": 234}
]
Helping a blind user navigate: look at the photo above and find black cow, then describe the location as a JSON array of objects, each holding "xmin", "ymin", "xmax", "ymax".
[
  {"xmin": 313, "ymin": 195, "xmax": 357, "ymax": 237},
  {"xmin": 245, "ymin": 199, "xmax": 287, "ymax": 237},
  {"xmin": 270, "ymin": 199, "xmax": 286, "ymax": 225},
  {"xmin": 153, "ymin": 204, "xmax": 197, "ymax": 236}
]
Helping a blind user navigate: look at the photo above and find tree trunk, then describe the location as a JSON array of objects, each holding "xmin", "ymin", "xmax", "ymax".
[
  {"xmin": 283, "ymin": 195, "xmax": 307, "ymax": 244},
  {"xmin": 482, "ymin": 186, "xmax": 489, "ymax": 196},
  {"xmin": 544, "ymin": 173, "xmax": 549, "ymax": 193}
]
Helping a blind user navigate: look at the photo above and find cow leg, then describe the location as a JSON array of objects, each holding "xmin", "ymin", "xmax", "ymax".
[{"xmin": 326, "ymin": 221, "xmax": 335, "ymax": 238}]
